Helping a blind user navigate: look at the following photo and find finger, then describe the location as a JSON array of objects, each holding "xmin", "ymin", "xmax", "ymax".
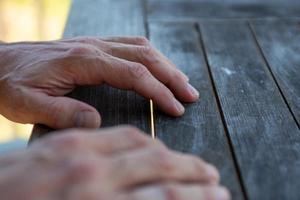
[
  {"xmin": 100, "ymin": 36, "xmax": 151, "ymax": 46},
  {"xmin": 0, "ymin": 153, "xmax": 71, "ymax": 200},
  {"xmin": 39, "ymin": 126, "xmax": 164, "ymax": 155},
  {"xmin": 63, "ymin": 36, "xmax": 149, "ymax": 46},
  {"xmin": 64, "ymin": 36, "xmax": 189, "ymax": 81},
  {"xmin": 122, "ymin": 184, "xmax": 230, "ymax": 200},
  {"xmin": 101, "ymin": 57, "xmax": 185, "ymax": 116},
  {"xmin": 64, "ymin": 182, "xmax": 110, "ymax": 200},
  {"xmin": 65, "ymin": 49, "xmax": 185, "ymax": 116},
  {"xmin": 64, "ymin": 37, "xmax": 195, "ymax": 102},
  {"xmin": 29, "ymin": 92, "xmax": 101, "ymax": 129},
  {"xmin": 110, "ymin": 147, "xmax": 220, "ymax": 188},
  {"xmin": 82, "ymin": 126, "xmax": 163, "ymax": 154},
  {"xmin": 84, "ymin": 36, "xmax": 190, "ymax": 80},
  {"xmin": 105, "ymin": 43, "xmax": 199, "ymax": 102}
]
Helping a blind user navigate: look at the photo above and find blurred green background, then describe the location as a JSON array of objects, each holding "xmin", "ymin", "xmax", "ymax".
[{"xmin": 0, "ymin": 0, "xmax": 72, "ymax": 147}]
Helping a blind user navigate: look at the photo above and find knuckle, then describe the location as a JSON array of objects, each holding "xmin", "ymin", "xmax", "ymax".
[
  {"xmin": 134, "ymin": 36, "xmax": 150, "ymax": 45},
  {"xmin": 140, "ymin": 46, "xmax": 153, "ymax": 57},
  {"xmin": 206, "ymin": 164, "xmax": 220, "ymax": 183},
  {"xmin": 153, "ymin": 147, "xmax": 175, "ymax": 171},
  {"xmin": 77, "ymin": 36, "xmax": 98, "ymax": 44},
  {"xmin": 127, "ymin": 63, "xmax": 150, "ymax": 79},
  {"xmin": 162, "ymin": 185, "xmax": 181, "ymax": 200},
  {"xmin": 45, "ymin": 132, "xmax": 83, "ymax": 151},
  {"xmin": 138, "ymin": 46, "xmax": 160, "ymax": 66},
  {"xmin": 121, "ymin": 125, "xmax": 143, "ymax": 137},
  {"xmin": 119, "ymin": 125, "xmax": 141, "ymax": 134},
  {"xmin": 191, "ymin": 156, "xmax": 206, "ymax": 169},
  {"xmin": 29, "ymin": 147, "xmax": 57, "ymax": 165},
  {"xmin": 121, "ymin": 126, "xmax": 152, "ymax": 146},
  {"xmin": 172, "ymin": 70, "xmax": 186, "ymax": 83},
  {"xmin": 58, "ymin": 133, "xmax": 83, "ymax": 148},
  {"xmin": 67, "ymin": 45, "xmax": 96, "ymax": 57},
  {"xmin": 0, "ymin": 80, "xmax": 28, "ymax": 119},
  {"xmin": 66, "ymin": 159, "xmax": 99, "ymax": 181},
  {"xmin": 154, "ymin": 87, "xmax": 174, "ymax": 105},
  {"xmin": 46, "ymin": 100, "xmax": 63, "ymax": 126}
]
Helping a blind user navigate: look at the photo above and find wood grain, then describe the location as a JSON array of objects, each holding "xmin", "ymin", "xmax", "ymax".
[
  {"xmin": 199, "ymin": 20, "xmax": 300, "ymax": 200},
  {"xmin": 251, "ymin": 19, "xmax": 300, "ymax": 126},
  {"xmin": 149, "ymin": 22, "xmax": 244, "ymax": 199},
  {"xmin": 29, "ymin": 2, "xmax": 300, "ymax": 199},
  {"xmin": 148, "ymin": 0, "xmax": 300, "ymax": 21},
  {"xmin": 31, "ymin": 0, "xmax": 150, "ymax": 139}
]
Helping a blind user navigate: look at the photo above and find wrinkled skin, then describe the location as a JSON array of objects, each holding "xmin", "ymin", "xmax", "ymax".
[
  {"xmin": 0, "ymin": 37, "xmax": 199, "ymax": 129},
  {"xmin": 0, "ymin": 126, "xmax": 230, "ymax": 200},
  {"xmin": 0, "ymin": 37, "xmax": 230, "ymax": 200}
]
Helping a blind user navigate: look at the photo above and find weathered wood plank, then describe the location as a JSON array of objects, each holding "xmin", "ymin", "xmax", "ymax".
[
  {"xmin": 149, "ymin": 22, "xmax": 244, "ymax": 199},
  {"xmin": 199, "ymin": 20, "xmax": 300, "ymax": 200},
  {"xmin": 147, "ymin": 0, "xmax": 300, "ymax": 21},
  {"xmin": 31, "ymin": 0, "xmax": 150, "ymax": 139},
  {"xmin": 251, "ymin": 19, "xmax": 300, "ymax": 126}
]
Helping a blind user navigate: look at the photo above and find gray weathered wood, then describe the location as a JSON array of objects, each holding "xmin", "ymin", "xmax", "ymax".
[
  {"xmin": 29, "ymin": 1, "xmax": 300, "ymax": 198},
  {"xmin": 251, "ymin": 19, "xmax": 300, "ymax": 126},
  {"xmin": 199, "ymin": 20, "xmax": 300, "ymax": 200},
  {"xmin": 31, "ymin": 0, "xmax": 150, "ymax": 139},
  {"xmin": 148, "ymin": 0, "xmax": 300, "ymax": 22},
  {"xmin": 149, "ymin": 22, "xmax": 244, "ymax": 199}
]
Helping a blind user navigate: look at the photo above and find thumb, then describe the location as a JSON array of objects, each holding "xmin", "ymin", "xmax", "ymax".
[{"xmin": 32, "ymin": 94, "xmax": 101, "ymax": 129}]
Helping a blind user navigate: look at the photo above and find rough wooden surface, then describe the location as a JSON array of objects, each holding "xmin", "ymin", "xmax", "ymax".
[
  {"xmin": 149, "ymin": 22, "xmax": 244, "ymax": 199},
  {"xmin": 31, "ymin": 0, "xmax": 150, "ymax": 140},
  {"xmin": 148, "ymin": 0, "xmax": 300, "ymax": 21},
  {"xmin": 199, "ymin": 20, "xmax": 300, "ymax": 200},
  {"xmin": 251, "ymin": 19, "xmax": 300, "ymax": 126},
  {"xmin": 64, "ymin": 0, "xmax": 151, "ymax": 133},
  {"xmin": 31, "ymin": 1, "xmax": 300, "ymax": 199}
]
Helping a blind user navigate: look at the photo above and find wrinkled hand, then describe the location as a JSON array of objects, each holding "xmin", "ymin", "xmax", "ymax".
[
  {"xmin": 0, "ymin": 37, "xmax": 199, "ymax": 129},
  {"xmin": 0, "ymin": 126, "xmax": 229, "ymax": 200}
]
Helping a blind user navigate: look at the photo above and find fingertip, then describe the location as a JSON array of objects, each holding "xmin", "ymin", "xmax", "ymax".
[
  {"xmin": 206, "ymin": 164, "xmax": 220, "ymax": 184},
  {"xmin": 173, "ymin": 98, "xmax": 185, "ymax": 116},
  {"xmin": 155, "ymin": 96, "xmax": 185, "ymax": 117},
  {"xmin": 168, "ymin": 80, "xmax": 199, "ymax": 103},
  {"xmin": 186, "ymin": 83, "xmax": 200, "ymax": 101}
]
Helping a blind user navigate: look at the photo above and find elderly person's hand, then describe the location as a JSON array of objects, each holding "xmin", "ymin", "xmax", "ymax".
[
  {"xmin": 0, "ymin": 37, "xmax": 199, "ymax": 129},
  {"xmin": 0, "ymin": 126, "xmax": 229, "ymax": 200}
]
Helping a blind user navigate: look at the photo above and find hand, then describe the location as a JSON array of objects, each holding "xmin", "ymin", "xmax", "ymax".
[
  {"xmin": 0, "ymin": 126, "xmax": 229, "ymax": 200},
  {"xmin": 0, "ymin": 37, "xmax": 199, "ymax": 129}
]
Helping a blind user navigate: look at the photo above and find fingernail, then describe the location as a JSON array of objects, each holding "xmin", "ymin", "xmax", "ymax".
[
  {"xmin": 214, "ymin": 187, "xmax": 230, "ymax": 200},
  {"xmin": 187, "ymin": 83, "xmax": 199, "ymax": 98},
  {"xmin": 75, "ymin": 111, "xmax": 100, "ymax": 128},
  {"xmin": 173, "ymin": 98, "xmax": 185, "ymax": 115}
]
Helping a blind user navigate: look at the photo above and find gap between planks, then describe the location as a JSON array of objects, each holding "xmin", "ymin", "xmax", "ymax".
[
  {"xmin": 196, "ymin": 22, "xmax": 248, "ymax": 200},
  {"xmin": 248, "ymin": 20, "xmax": 300, "ymax": 129},
  {"xmin": 143, "ymin": 0, "xmax": 156, "ymax": 139}
]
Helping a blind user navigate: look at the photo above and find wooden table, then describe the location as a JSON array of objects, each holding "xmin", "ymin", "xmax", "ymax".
[{"xmin": 31, "ymin": 0, "xmax": 300, "ymax": 199}]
